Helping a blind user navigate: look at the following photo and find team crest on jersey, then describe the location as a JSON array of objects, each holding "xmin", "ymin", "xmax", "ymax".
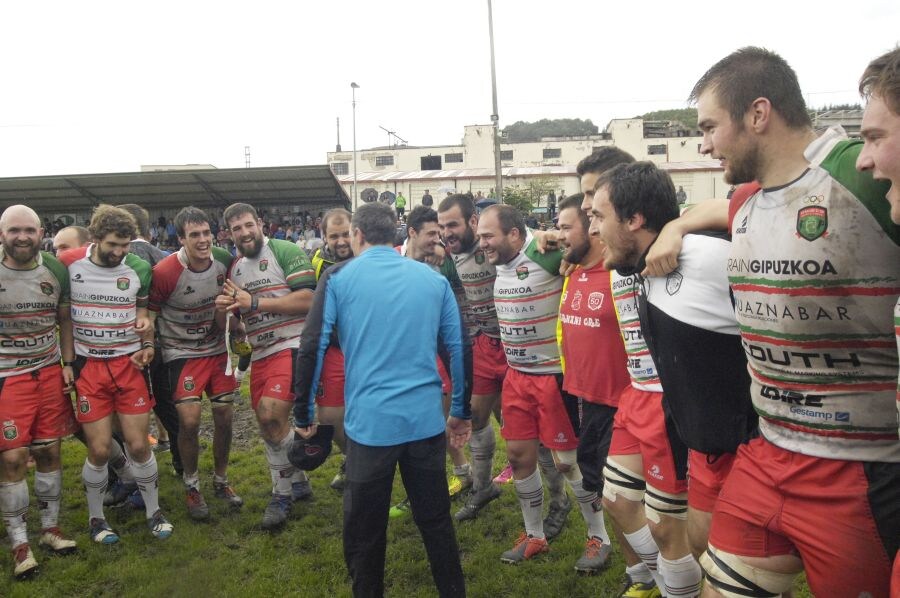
[
  {"xmin": 588, "ymin": 292, "xmax": 604, "ymax": 311},
  {"xmin": 259, "ymin": 259, "xmax": 269, "ymax": 272},
  {"xmin": 475, "ymin": 252, "xmax": 485, "ymax": 265},
  {"xmin": 217, "ymin": 274, "xmax": 225, "ymax": 286},
  {"xmin": 666, "ymin": 271, "xmax": 683, "ymax": 296},
  {"xmin": 183, "ymin": 377, "xmax": 195, "ymax": 392},
  {"xmin": 39, "ymin": 281, "xmax": 54, "ymax": 296},
  {"xmin": 515, "ymin": 265, "xmax": 529, "ymax": 280},
  {"xmin": 796, "ymin": 206, "xmax": 827, "ymax": 242},
  {"xmin": 2, "ymin": 420, "xmax": 17, "ymax": 441},
  {"xmin": 78, "ymin": 396, "xmax": 90, "ymax": 414},
  {"xmin": 116, "ymin": 277, "xmax": 130, "ymax": 291}
]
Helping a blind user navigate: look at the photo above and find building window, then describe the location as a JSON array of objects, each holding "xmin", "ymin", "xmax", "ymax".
[
  {"xmin": 500, "ymin": 150, "xmax": 513, "ymax": 161},
  {"xmin": 375, "ymin": 155, "xmax": 394, "ymax": 166},
  {"xmin": 647, "ymin": 144, "xmax": 667, "ymax": 155},
  {"xmin": 445, "ymin": 153, "xmax": 464, "ymax": 163},
  {"xmin": 698, "ymin": 143, "xmax": 703, "ymax": 154},
  {"xmin": 330, "ymin": 162, "xmax": 348, "ymax": 175},
  {"xmin": 542, "ymin": 148, "xmax": 561, "ymax": 159}
]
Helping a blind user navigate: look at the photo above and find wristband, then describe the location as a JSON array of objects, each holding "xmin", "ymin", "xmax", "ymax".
[
  {"xmin": 250, "ymin": 295, "xmax": 259, "ymax": 312},
  {"xmin": 63, "ymin": 361, "xmax": 74, "ymax": 367},
  {"xmin": 142, "ymin": 342, "xmax": 154, "ymax": 349}
]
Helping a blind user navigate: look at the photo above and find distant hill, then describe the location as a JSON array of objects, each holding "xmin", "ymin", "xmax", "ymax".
[
  {"xmin": 638, "ymin": 108, "xmax": 698, "ymax": 129},
  {"xmin": 502, "ymin": 118, "xmax": 599, "ymax": 142}
]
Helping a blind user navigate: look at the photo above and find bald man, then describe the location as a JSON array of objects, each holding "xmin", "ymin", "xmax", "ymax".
[
  {"xmin": 0, "ymin": 205, "xmax": 78, "ymax": 579},
  {"xmin": 53, "ymin": 226, "xmax": 89, "ymax": 254}
]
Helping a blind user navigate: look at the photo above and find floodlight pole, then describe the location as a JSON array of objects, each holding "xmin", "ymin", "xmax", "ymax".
[
  {"xmin": 351, "ymin": 82, "xmax": 360, "ymax": 211},
  {"xmin": 487, "ymin": 0, "xmax": 503, "ymax": 203}
]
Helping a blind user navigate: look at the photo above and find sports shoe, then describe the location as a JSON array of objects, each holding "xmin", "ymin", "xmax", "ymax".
[
  {"xmin": 454, "ymin": 483, "xmax": 502, "ymax": 521},
  {"xmin": 574, "ymin": 536, "xmax": 612, "ymax": 574},
  {"xmin": 291, "ymin": 479, "xmax": 313, "ymax": 502},
  {"xmin": 126, "ymin": 488, "xmax": 145, "ymax": 511},
  {"xmin": 103, "ymin": 479, "xmax": 138, "ymax": 507},
  {"xmin": 38, "ymin": 527, "xmax": 77, "ymax": 555},
  {"xmin": 153, "ymin": 440, "xmax": 171, "ymax": 453},
  {"xmin": 11, "ymin": 543, "xmax": 38, "ymax": 579},
  {"xmin": 213, "ymin": 481, "xmax": 244, "ymax": 508},
  {"xmin": 619, "ymin": 577, "xmax": 661, "ymax": 598},
  {"xmin": 499, "ymin": 532, "xmax": 549, "ymax": 564},
  {"xmin": 543, "ymin": 498, "xmax": 572, "ymax": 541},
  {"xmin": 447, "ymin": 474, "xmax": 472, "ymax": 499},
  {"xmin": 148, "ymin": 510, "xmax": 173, "ymax": 539},
  {"xmin": 261, "ymin": 494, "xmax": 292, "ymax": 530},
  {"xmin": 492, "ymin": 463, "xmax": 514, "ymax": 484},
  {"xmin": 389, "ymin": 498, "xmax": 411, "ymax": 518},
  {"xmin": 89, "ymin": 518, "xmax": 119, "ymax": 545},
  {"xmin": 185, "ymin": 487, "xmax": 210, "ymax": 521},
  {"xmin": 330, "ymin": 460, "xmax": 346, "ymax": 492}
]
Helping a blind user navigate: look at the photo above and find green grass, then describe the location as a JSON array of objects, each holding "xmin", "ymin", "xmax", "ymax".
[{"xmin": 0, "ymin": 382, "xmax": 811, "ymax": 597}]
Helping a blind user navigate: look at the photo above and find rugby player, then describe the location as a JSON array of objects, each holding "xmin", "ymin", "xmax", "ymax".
[
  {"xmin": 215, "ymin": 203, "xmax": 316, "ymax": 530},
  {"xmin": 52, "ymin": 225, "xmax": 89, "ymax": 254},
  {"xmin": 150, "ymin": 206, "xmax": 242, "ymax": 520},
  {"xmin": 60, "ymin": 205, "xmax": 173, "ymax": 544},
  {"xmin": 0, "ymin": 205, "xmax": 78, "ymax": 578}
]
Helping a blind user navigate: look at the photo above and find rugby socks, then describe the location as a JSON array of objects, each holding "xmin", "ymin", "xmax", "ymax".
[
  {"xmin": 468, "ymin": 425, "xmax": 495, "ymax": 493},
  {"xmin": 34, "ymin": 470, "xmax": 62, "ymax": 530},
  {"xmin": 537, "ymin": 446, "xmax": 566, "ymax": 505},
  {"xmin": 265, "ymin": 431, "xmax": 295, "ymax": 497},
  {"xmin": 626, "ymin": 562, "xmax": 654, "ymax": 585},
  {"xmin": 132, "ymin": 454, "xmax": 161, "ymax": 518},
  {"xmin": 291, "ymin": 469, "xmax": 308, "ymax": 485},
  {"xmin": 567, "ymin": 477, "xmax": 610, "ymax": 544},
  {"xmin": 0, "ymin": 480, "xmax": 29, "ymax": 547},
  {"xmin": 513, "ymin": 468, "xmax": 544, "ymax": 539},
  {"xmin": 453, "ymin": 463, "xmax": 471, "ymax": 479},
  {"xmin": 108, "ymin": 439, "xmax": 135, "ymax": 484},
  {"xmin": 82, "ymin": 459, "xmax": 108, "ymax": 521},
  {"xmin": 624, "ymin": 525, "xmax": 665, "ymax": 591},
  {"xmin": 183, "ymin": 472, "xmax": 201, "ymax": 491},
  {"xmin": 658, "ymin": 553, "xmax": 702, "ymax": 597}
]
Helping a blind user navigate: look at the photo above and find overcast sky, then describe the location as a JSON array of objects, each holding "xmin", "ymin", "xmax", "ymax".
[{"xmin": 1, "ymin": 0, "xmax": 897, "ymax": 178}]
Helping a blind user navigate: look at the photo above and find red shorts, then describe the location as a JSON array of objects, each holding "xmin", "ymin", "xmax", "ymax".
[
  {"xmin": 687, "ymin": 449, "xmax": 736, "ymax": 513},
  {"xmin": 472, "ymin": 334, "xmax": 508, "ymax": 395},
  {"xmin": 500, "ymin": 369, "xmax": 578, "ymax": 450},
  {"xmin": 709, "ymin": 437, "xmax": 897, "ymax": 598},
  {"xmin": 169, "ymin": 354, "xmax": 235, "ymax": 402},
  {"xmin": 0, "ymin": 365, "xmax": 76, "ymax": 450},
  {"xmin": 74, "ymin": 355, "xmax": 154, "ymax": 423},
  {"xmin": 249, "ymin": 349, "xmax": 295, "ymax": 410},
  {"xmin": 437, "ymin": 357, "xmax": 451, "ymax": 395},
  {"xmin": 608, "ymin": 386, "xmax": 688, "ymax": 495},
  {"xmin": 315, "ymin": 346, "xmax": 345, "ymax": 408}
]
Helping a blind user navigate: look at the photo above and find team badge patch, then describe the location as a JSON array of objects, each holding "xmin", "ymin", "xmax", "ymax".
[
  {"xmin": 666, "ymin": 271, "xmax": 683, "ymax": 296},
  {"xmin": 3, "ymin": 420, "xmax": 17, "ymax": 441},
  {"xmin": 40, "ymin": 281, "xmax": 54, "ymax": 296},
  {"xmin": 515, "ymin": 265, "xmax": 529, "ymax": 280},
  {"xmin": 183, "ymin": 377, "xmax": 195, "ymax": 392},
  {"xmin": 796, "ymin": 206, "xmax": 827, "ymax": 242},
  {"xmin": 78, "ymin": 396, "xmax": 90, "ymax": 414},
  {"xmin": 259, "ymin": 259, "xmax": 269, "ymax": 272},
  {"xmin": 588, "ymin": 292, "xmax": 604, "ymax": 311},
  {"xmin": 116, "ymin": 277, "xmax": 130, "ymax": 291},
  {"xmin": 475, "ymin": 252, "xmax": 485, "ymax": 265},
  {"xmin": 217, "ymin": 274, "xmax": 225, "ymax": 286}
]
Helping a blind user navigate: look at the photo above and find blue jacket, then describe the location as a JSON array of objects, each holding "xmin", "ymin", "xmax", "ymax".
[{"xmin": 293, "ymin": 245, "xmax": 471, "ymax": 446}]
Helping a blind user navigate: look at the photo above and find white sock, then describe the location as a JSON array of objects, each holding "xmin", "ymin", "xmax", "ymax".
[
  {"xmin": 183, "ymin": 472, "xmax": 200, "ymax": 491},
  {"xmin": 34, "ymin": 470, "xmax": 62, "ymax": 530},
  {"xmin": 0, "ymin": 480, "xmax": 29, "ymax": 547},
  {"xmin": 627, "ymin": 562, "xmax": 653, "ymax": 585},
  {"xmin": 452, "ymin": 463, "xmax": 471, "ymax": 478},
  {"xmin": 468, "ymin": 425, "xmax": 495, "ymax": 492},
  {"xmin": 513, "ymin": 468, "xmax": 544, "ymax": 538},
  {"xmin": 108, "ymin": 439, "xmax": 134, "ymax": 483},
  {"xmin": 624, "ymin": 525, "xmax": 665, "ymax": 591},
  {"xmin": 537, "ymin": 446, "xmax": 566, "ymax": 504},
  {"xmin": 82, "ymin": 459, "xmax": 108, "ymax": 522},
  {"xmin": 567, "ymin": 476, "xmax": 610, "ymax": 544},
  {"xmin": 291, "ymin": 469, "xmax": 308, "ymax": 484},
  {"xmin": 131, "ymin": 454, "xmax": 161, "ymax": 518},
  {"xmin": 265, "ymin": 431, "xmax": 295, "ymax": 496},
  {"xmin": 658, "ymin": 553, "xmax": 702, "ymax": 597}
]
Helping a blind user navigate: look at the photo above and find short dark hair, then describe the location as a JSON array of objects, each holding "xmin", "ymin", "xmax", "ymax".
[
  {"xmin": 576, "ymin": 147, "xmax": 635, "ymax": 176},
  {"xmin": 174, "ymin": 206, "xmax": 210, "ymax": 238},
  {"xmin": 115, "ymin": 203, "xmax": 150, "ymax": 239},
  {"xmin": 62, "ymin": 225, "xmax": 90, "ymax": 246},
  {"xmin": 89, "ymin": 205, "xmax": 137, "ymax": 241},
  {"xmin": 321, "ymin": 208, "xmax": 351, "ymax": 235},
  {"xmin": 596, "ymin": 162, "xmax": 679, "ymax": 233},
  {"xmin": 860, "ymin": 47, "xmax": 900, "ymax": 115},
  {"xmin": 482, "ymin": 204, "xmax": 525, "ymax": 237},
  {"xmin": 406, "ymin": 205, "xmax": 438, "ymax": 233},
  {"xmin": 351, "ymin": 202, "xmax": 396, "ymax": 246},
  {"xmin": 557, "ymin": 193, "xmax": 589, "ymax": 229},
  {"xmin": 223, "ymin": 203, "xmax": 258, "ymax": 226},
  {"xmin": 689, "ymin": 47, "xmax": 811, "ymax": 130},
  {"xmin": 438, "ymin": 193, "xmax": 476, "ymax": 221}
]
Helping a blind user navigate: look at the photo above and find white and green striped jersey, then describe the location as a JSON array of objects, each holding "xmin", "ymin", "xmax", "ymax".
[
  {"xmin": 493, "ymin": 231, "xmax": 563, "ymax": 374},
  {"xmin": 611, "ymin": 271, "xmax": 662, "ymax": 392},
  {"xmin": 0, "ymin": 250, "xmax": 68, "ymax": 377}
]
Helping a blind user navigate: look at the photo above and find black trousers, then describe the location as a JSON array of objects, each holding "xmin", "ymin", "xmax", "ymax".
[
  {"xmin": 343, "ymin": 433, "xmax": 465, "ymax": 598},
  {"xmin": 147, "ymin": 352, "xmax": 181, "ymax": 474},
  {"xmin": 576, "ymin": 401, "xmax": 617, "ymax": 493}
]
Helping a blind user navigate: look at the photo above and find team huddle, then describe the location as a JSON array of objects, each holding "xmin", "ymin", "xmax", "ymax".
[{"xmin": 1, "ymin": 46, "xmax": 899, "ymax": 597}]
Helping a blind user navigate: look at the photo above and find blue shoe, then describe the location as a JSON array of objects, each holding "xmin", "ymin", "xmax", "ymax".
[
  {"xmin": 103, "ymin": 480, "xmax": 138, "ymax": 507},
  {"xmin": 89, "ymin": 518, "xmax": 119, "ymax": 545},
  {"xmin": 148, "ymin": 510, "xmax": 173, "ymax": 540},
  {"xmin": 261, "ymin": 494, "xmax": 292, "ymax": 530},
  {"xmin": 126, "ymin": 488, "xmax": 145, "ymax": 510}
]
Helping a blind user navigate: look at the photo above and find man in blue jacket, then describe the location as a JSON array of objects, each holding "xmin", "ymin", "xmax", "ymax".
[{"xmin": 294, "ymin": 202, "xmax": 471, "ymax": 598}]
